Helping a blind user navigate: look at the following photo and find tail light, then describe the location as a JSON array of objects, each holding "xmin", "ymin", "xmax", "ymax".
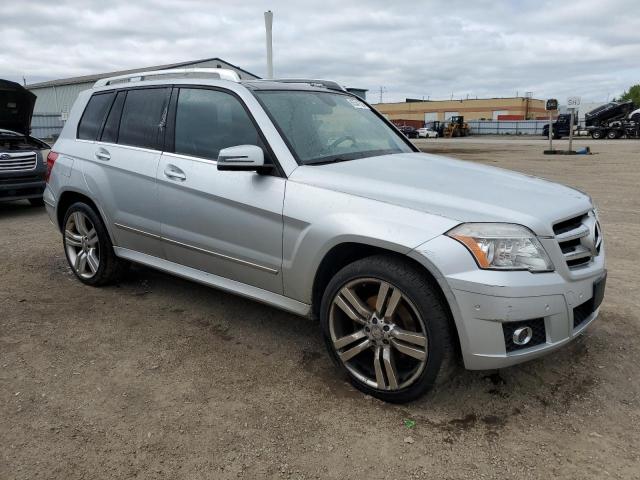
[{"xmin": 45, "ymin": 151, "xmax": 58, "ymax": 183}]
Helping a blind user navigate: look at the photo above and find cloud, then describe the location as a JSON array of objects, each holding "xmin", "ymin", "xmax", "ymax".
[{"xmin": 1, "ymin": 0, "xmax": 638, "ymax": 102}]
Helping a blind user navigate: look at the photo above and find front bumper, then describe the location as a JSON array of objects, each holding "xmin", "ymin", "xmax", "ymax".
[
  {"xmin": 0, "ymin": 150, "xmax": 46, "ymax": 202},
  {"xmin": 0, "ymin": 175, "xmax": 46, "ymax": 201},
  {"xmin": 411, "ymin": 234, "xmax": 606, "ymax": 370}
]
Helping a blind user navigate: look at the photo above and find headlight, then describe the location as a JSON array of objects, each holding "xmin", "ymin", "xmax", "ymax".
[{"xmin": 447, "ymin": 223, "xmax": 554, "ymax": 272}]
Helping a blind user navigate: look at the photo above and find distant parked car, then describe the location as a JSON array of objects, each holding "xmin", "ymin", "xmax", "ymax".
[
  {"xmin": 398, "ymin": 125, "xmax": 418, "ymax": 138},
  {"xmin": 417, "ymin": 127, "xmax": 438, "ymax": 138},
  {"xmin": 0, "ymin": 79, "xmax": 50, "ymax": 206}
]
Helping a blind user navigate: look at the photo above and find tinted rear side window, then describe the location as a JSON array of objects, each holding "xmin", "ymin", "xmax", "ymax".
[
  {"xmin": 174, "ymin": 88, "xmax": 266, "ymax": 160},
  {"xmin": 118, "ymin": 88, "xmax": 170, "ymax": 149},
  {"xmin": 100, "ymin": 90, "xmax": 126, "ymax": 143},
  {"xmin": 77, "ymin": 92, "xmax": 115, "ymax": 140}
]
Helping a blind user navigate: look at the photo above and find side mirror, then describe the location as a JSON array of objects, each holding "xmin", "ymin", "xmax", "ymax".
[{"xmin": 217, "ymin": 145, "xmax": 269, "ymax": 171}]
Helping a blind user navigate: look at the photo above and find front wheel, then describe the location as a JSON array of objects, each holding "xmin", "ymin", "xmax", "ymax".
[{"xmin": 320, "ymin": 255, "xmax": 456, "ymax": 403}]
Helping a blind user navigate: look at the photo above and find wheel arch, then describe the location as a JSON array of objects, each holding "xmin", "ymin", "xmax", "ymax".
[
  {"xmin": 56, "ymin": 189, "xmax": 115, "ymax": 244},
  {"xmin": 310, "ymin": 241, "xmax": 462, "ymax": 355}
]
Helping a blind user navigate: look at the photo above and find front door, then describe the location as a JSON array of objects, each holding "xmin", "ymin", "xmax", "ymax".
[{"xmin": 157, "ymin": 87, "xmax": 285, "ymax": 294}]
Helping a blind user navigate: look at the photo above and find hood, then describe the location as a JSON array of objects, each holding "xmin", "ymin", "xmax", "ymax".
[
  {"xmin": 289, "ymin": 152, "xmax": 593, "ymax": 236},
  {"xmin": 0, "ymin": 79, "xmax": 36, "ymax": 136}
]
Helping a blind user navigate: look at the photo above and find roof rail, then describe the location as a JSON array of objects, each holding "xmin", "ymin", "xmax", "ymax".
[
  {"xmin": 272, "ymin": 79, "xmax": 346, "ymax": 92},
  {"xmin": 93, "ymin": 68, "xmax": 241, "ymax": 87}
]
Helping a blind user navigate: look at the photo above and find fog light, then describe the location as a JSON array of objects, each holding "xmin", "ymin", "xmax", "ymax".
[{"xmin": 512, "ymin": 326, "xmax": 533, "ymax": 346}]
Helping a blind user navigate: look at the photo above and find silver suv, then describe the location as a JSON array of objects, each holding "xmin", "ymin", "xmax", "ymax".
[{"xmin": 44, "ymin": 69, "xmax": 606, "ymax": 403}]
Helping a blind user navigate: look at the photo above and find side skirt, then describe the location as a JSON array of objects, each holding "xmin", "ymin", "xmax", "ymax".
[{"xmin": 113, "ymin": 247, "xmax": 311, "ymax": 317}]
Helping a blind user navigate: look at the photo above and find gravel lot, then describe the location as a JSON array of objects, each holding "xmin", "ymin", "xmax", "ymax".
[{"xmin": 1, "ymin": 137, "xmax": 639, "ymax": 479}]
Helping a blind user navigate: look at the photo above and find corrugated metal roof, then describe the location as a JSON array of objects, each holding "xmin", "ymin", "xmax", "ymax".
[{"xmin": 27, "ymin": 57, "xmax": 259, "ymax": 88}]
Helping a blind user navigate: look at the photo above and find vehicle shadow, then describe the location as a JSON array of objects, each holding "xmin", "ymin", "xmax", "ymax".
[{"xmin": 0, "ymin": 200, "xmax": 45, "ymax": 219}]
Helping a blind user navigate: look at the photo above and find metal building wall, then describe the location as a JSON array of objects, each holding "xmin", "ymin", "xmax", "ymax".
[
  {"xmin": 28, "ymin": 58, "xmax": 259, "ymax": 116},
  {"xmin": 30, "ymin": 113, "xmax": 65, "ymax": 140},
  {"xmin": 30, "ymin": 82, "xmax": 93, "ymax": 114}
]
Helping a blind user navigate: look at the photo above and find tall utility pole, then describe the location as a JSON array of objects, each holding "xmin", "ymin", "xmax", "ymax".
[
  {"xmin": 264, "ymin": 11, "xmax": 274, "ymax": 79},
  {"xmin": 378, "ymin": 86, "xmax": 386, "ymax": 103}
]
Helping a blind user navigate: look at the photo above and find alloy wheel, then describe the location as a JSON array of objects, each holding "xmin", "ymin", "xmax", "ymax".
[
  {"xmin": 64, "ymin": 211, "xmax": 100, "ymax": 279},
  {"xmin": 329, "ymin": 278, "xmax": 428, "ymax": 391}
]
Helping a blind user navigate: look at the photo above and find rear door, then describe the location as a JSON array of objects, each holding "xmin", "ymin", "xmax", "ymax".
[
  {"xmin": 82, "ymin": 87, "xmax": 170, "ymax": 258},
  {"xmin": 157, "ymin": 87, "xmax": 285, "ymax": 293}
]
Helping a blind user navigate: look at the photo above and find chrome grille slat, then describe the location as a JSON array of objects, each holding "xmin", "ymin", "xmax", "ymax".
[
  {"xmin": 0, "ymin": 152, "xmax": 37, "ymax": 172},
  {"xmin": 553, "ymin": 211, "xmax": 601, "ymax": 270},
  {"xmin": 563, "ymin": 245, "xmax": 592, "ymax": 261},
  {"xmin": 555, "ymin": 224, "xmax": 589, "ymax": 242}
]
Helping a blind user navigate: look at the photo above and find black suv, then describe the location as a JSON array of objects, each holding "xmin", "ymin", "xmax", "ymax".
[{"xmin": 1, "ymin": 79, "xmax": 50, "ymax": 206}]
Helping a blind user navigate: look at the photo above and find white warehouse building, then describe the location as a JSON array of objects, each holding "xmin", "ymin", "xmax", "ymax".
[
  {"xmin": 25, "ymin": 56, "xmax": 366, "ymax": 139},
  {"xmin": 27, "ymin": 57, "xmax": 260, "ymax": 116}
]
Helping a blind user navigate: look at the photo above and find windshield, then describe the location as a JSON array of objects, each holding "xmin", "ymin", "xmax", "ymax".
[{"xmin": 254, "ymin": 90, "xmax": 413, "ymax": 165}]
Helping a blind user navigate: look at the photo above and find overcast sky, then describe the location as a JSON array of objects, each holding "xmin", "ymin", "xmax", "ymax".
[{"xmin": 1, "ymin": 0, "xmax": 638, "ymax": 103}]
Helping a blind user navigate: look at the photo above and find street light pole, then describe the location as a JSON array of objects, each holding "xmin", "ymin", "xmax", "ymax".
[{"xmin": 264, "ymin": 11, "xmax": 274, "ymax": 79}]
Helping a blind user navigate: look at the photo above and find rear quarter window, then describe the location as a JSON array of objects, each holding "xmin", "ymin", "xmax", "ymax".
[
  {"xmin": 117, "ymin": 88, "xmax": 170, "ymax": 150},
  {"xmin": 77, "ymin": 92, "xmax": 115, "ymax": 140}
]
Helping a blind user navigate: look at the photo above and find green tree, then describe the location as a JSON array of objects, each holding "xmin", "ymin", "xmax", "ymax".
[{"xmin": 619, "ymin": 84, "xmax": 640, "ymax": 106}]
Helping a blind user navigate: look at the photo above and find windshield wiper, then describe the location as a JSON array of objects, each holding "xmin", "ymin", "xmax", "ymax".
[{"xmin": 308, "ymin": 157, "xmax": 354, "ymax": 166}]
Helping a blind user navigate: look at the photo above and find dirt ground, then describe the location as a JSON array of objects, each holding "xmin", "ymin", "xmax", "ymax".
[{"xmin": 1, "ymin": 137, "xmax": 639, "ymax": 479}]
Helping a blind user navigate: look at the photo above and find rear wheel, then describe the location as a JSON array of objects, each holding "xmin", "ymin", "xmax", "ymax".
[
  {"xmin": 320, "ymin": 255, "xmax": 456, "ymax": 403},
  {"xmin": 62, "ymin": 202, "xmax": 127, "ymax": 286},
  {"xmin": 606, "ymin": 130, "xmax": 618, "ymax": 139},
  {"xmin": 591, "ymin": 130, "xmax": 603, "ymax": 139}
]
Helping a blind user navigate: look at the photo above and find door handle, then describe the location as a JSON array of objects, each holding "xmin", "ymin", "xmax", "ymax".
[
  {"xmin": 95, "ymin": 148, "xmax": 111, "ymax": 161},
  {"xmin": 164, "ymin": 164, "xmax": 186, "ymax": 181}
]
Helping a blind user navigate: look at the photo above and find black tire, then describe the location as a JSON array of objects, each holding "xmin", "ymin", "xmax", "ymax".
[
  {"xmin": 319, "ymin": 255, "xmax": 456, "ymax": 403},
  {"xmin": 62, "ymin": 202, "xmax": 127, "ymax": 286},
  {"xmin": 591, "ymin": 130, "xmax": 603, "ymax": 140},
  {"xmin": 553, "ymin": 133, "xmax": 561, "ymax": 140},
  {"xmin": 606, "ymin": 130, "xmax": 618, "ymax": 139},
  {"xmin": 28, "ymin": 197, "xmax": 45, "ymax": 207}
]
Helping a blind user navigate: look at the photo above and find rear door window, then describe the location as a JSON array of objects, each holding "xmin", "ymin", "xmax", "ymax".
[
  {"xmin": 117, "ymin": 88, "xmax": 170, "ymax": 150},
  {"xmin": 173, "ymin": 88, "xmax": 267, "ymax": 161},
  {"xmin": 77, "ymin": 92, "xmax": 115, "ymax": 140}
]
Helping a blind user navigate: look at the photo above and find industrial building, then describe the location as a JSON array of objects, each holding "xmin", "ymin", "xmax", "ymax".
[
  {"xmin": 26, "ymin": 57, "xmax": 260, "ymax": 116},
  {"xmin": 374, "ymin": 97, "xmax": 554, "ymax": 128}
]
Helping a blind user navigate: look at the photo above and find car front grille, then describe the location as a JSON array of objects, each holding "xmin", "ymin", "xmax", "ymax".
[
  {"xmin": 0, "ymin": 152, "xmax": 38, "ymax": 172},
  {"xmin": 553, "ymin": 211, "xmax": 602, "ymax": 269}
]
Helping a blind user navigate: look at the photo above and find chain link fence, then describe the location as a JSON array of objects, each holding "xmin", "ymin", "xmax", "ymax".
[{"xmin": 467, "ymin": 120, "xmax": 550, "ymax": 135}]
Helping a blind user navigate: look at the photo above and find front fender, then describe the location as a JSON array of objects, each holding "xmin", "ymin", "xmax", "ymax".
[{"xmin": 282, "ymin": 180, "xmax": 458, "ymax": 303}]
